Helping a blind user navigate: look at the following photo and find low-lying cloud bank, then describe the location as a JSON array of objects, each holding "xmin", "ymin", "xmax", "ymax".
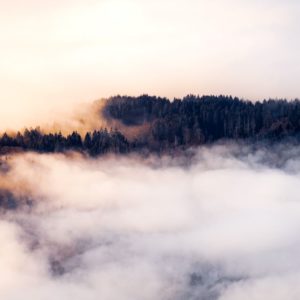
[{"xmin": 0, "ymin": 143, "xmax": 300, "ymax": 300}]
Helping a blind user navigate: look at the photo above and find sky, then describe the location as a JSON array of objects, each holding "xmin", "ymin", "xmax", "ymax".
[{"xmin": 1, "ymin": 0, "xmax": 300, "ymax": 129}]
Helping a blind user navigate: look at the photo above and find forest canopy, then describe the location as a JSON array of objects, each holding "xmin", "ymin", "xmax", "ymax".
[{"xmin": 1, "ymin": 95, "xmax": 300, "ymax": 156}]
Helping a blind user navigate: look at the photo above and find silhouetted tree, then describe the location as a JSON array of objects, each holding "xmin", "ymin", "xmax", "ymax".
[{"xmin": 1, "ymin": 95, "xmax": 300, "ymax": 155}]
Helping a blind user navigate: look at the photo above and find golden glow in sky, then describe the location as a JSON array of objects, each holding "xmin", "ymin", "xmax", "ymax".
[{"xmin": 0, "ymin": 0, "xmax": 300, "ymax": 130}]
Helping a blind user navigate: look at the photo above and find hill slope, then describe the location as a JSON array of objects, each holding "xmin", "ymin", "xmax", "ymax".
[{"xmin": 1, "ymin": 95, "xmax": 300, "ymax": 155}]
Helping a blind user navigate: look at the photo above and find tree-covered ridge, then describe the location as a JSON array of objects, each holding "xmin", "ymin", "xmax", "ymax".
[
  {"xmin": 1, "ymin": 95, "xmax": 300, "ymax": 155},
  {"xmin": 103, "ymin": 95, "xmax": 300, "ymax": 148},
  {"xmin": 0, "ymin": 128, "xmax": 130, "ymax": 156}
]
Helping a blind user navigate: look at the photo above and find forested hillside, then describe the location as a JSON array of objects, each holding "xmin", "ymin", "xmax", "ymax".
[{"xmin": 1, "ymin": 95, "xmax": 300, "ymax": 155}]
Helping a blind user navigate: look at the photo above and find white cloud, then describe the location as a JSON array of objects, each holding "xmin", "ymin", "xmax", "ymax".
[{"xmin": 1, "ymin": 143, "xmax": 300, "ymax": 299}]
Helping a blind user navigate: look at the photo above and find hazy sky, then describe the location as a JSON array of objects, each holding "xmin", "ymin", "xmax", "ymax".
[{"xmin": 1, "ymin": 0, "xmax": 300, "ymax": 129}]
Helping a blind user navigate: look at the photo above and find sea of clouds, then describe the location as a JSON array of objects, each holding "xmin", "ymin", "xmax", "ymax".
[{"xmin": 1, "ymin": 142, "xmax": 300, "ymax": 300}]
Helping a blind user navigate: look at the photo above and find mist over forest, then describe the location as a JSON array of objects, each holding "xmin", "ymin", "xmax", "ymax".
[
  {"xmin": 1, "ymin": 95, "xmax": 300, "ymax": 300},
  {"xmin": 1, "ymin": 95, "xmax": 300, "ymax": 156},
  {"xmin": 2, "ymin": 0, "xmax": 300, "ymax": 297}
]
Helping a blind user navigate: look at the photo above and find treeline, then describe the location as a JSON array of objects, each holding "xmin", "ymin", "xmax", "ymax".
[
  {"xmin": 1, "ymin": 95, "xmax": 300, "ymax": 155},
  {"xmin": 0, "ymin": 128, "xmax": 129, "ymax": 155},
  {"xmin": 104, "ymin": 94, "xmax": 300, "ymax": 150}
]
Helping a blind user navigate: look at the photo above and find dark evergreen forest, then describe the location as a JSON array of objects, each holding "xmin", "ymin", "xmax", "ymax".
[{"xmin": 1, "ymin": 95, "xmax": 300, "ymax": 156}]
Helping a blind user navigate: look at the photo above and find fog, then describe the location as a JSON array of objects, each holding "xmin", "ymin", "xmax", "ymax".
[
  {"xmin": 1, "ymin": 143, "xmax": 300, "ymax": 299},
  {"xmin": 0, "ymin": 99, "xmax": 107, "ymax": 134}
]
